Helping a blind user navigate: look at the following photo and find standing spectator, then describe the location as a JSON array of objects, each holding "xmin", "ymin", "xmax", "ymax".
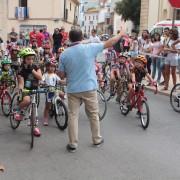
[
  {"xmin": 0, "ymin": 37, "xmax": 4, "ymax": 58},
  {"xmin": 141, "ymin": 35, "xmax": 153, "ymax": 74},
  {"xmin": 43, "ymin": 27, "xmax": 51, "ymax": 44},
  {"xmin": 138, "ymin": 30, "xmax": 149, "ymax": 52},
  {"xmin": 8, "ymin": 27, "xmax": 18, "ymax": 43},
  {"xmin": 129, "ymin": 34, "xmax": 138, "ymax": 58},
  {"xmin": 163, "ymin": 29, "xmax": 179, "ymax": 90},
  {"xmin": 160, "ymin": 27, "xmax": 170, "ymax": 85},
  {"xmin": 29, "ymin": 27, "xmax": 37, "ymax": 44},
  {"xmin": 151, "ymin": 33, "xmax": 163, "ymax": 84},
  {"xmin": 52, "ymin": 28, "xmax": 63, "ymax": 54},
  {"xmin": 36, "ymin": 29, "xmax": 45, "ymax": 47},
  {"xmin": 89, "ymin": 29, "xmax": 101, "ymax": 43},
  {"xmin": 61, "ymin": 27, "xmax": 68, "ymax": 45},
  {"xmin": 24, "ymin": 29, "xmax": 30, "ymax": 47},
  {"xmin": 58, "ymin": 28, "xmax": 125, "ymax": 153},
  {"xmin": 17, "ymin": 31, "xmax": 25, "ymax": 47},
  {"xmin": 123, "ymin": 34, "xmax": 130, "ymax": 52}
]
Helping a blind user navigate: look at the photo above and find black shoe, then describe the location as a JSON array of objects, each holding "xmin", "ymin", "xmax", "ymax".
[
  {"xmin": 66, "ymin": 144, "xmax": 77, "ymax": 153},
  {"xmin": 93, "ymin": 139, "xmax": 104, "ymax": 147},
  {"xmin": 136, "ymin": 110, "xmax": 141, "ymax": 117}
]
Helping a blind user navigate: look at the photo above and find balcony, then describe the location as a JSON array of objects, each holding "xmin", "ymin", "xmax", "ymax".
[{"xmin": 15, "ymin": 7, "xmax": 29, "ymax": 20}]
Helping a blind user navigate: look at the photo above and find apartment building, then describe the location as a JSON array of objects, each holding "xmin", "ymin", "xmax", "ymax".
[
  {"xmin": 0, "ymin": 0, "xmax": 80, "ymax": 40},
  {"xmin": 82, "ymin": 8, "xmax": 99, "ymax": 36},
  {"xmin": 140, "ymin": 0, "xmax": 180, "ymax": 32}
]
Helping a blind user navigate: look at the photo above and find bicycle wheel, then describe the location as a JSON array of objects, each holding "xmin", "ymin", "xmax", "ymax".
[
  {"xmin": 9, "ymin": 92, "xmax": 21, "ymax": 129},
  {"xmin": 119, "ymin": 91, "xmax": 129, "ymax": 116},
  {"xmin": 139, "ymin": 100, "xmax": 150, "ymax": 129},
  {"xmin": 170, "ymin": 83, "xmax": 180, "ymax": 113},
  {"xmin": 1, "ymin": 91, "xmax": 11, "ymax": 116},
  {"xmin": 30, "ymin": 103, "xmax": 36, "ymax": 149},
  {"xmin": 55, "ymin": 99, "xmax": 68, "ymax": 130},
  {"xmin": 101, "ymin": 80, "xmax": 112, "ymax": 101},
  {"xmin": 97, "ymin": 90, "xmax": 107, "ymax": 121}
]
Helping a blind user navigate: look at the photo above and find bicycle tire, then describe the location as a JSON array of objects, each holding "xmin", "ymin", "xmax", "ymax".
[
  {"xmin": 30, "ymin": 103, "xmax": 36, "ymax": 149},
  {"xmin": 119, "ymin": 91, "xmax": 129, "ymax": 116},
  {"xmin": 170, "ymin": 83, "xmax": 180, "ymax": 113},
  {"xmin": 97, "ymin": 90, "xmax": 107, "ymax": 121},
  {"xmin": 1, "ymin": 91, "xmax": 11, "ymax": 116},
  {"xmin": 9, "ymin": 92, "xmax": 21, "ymax": 129},
  {"xmin": 55, "ymin": 99, "xmax": 68, "ymax": 130},
  {"xmin": 140, "ymin": 100, "xmax": 150, "ymax": 129}
]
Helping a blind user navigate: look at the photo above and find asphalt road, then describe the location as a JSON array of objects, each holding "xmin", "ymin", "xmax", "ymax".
[{"xmin": 0, "ymin": 91, "xmax": 180, "ymax": 180}]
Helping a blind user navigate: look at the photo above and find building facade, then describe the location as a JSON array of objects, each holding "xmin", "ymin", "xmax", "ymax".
[
  {"xmin": 82, "ymin": 8, "xmax": 99, "ymax": 36},
  {"xmin": 0, "ymin": 0, "xmax": 80, "ymax": 40},
  {"xmin": 139, "ymin": 0, "xmax": 180, "ymax": 32}
]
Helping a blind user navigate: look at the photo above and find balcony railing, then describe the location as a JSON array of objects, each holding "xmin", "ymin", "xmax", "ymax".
[{"xmin": 15, "ymin": 7, "xmax": 29, "ymax": 20}]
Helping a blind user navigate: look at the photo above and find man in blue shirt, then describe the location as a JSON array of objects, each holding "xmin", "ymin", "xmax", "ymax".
[{"xmin": 59, "ymin": 29, "xmax": 124, "ymax": 152}]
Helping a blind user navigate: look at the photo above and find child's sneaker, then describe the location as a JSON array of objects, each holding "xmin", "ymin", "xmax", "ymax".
[
  {"xmin": 43, "ymin": 118, "xmax": 48, "ymax": 126},
  {"xmin": 33, "ymin": 127, "xmax": 41, "ymax": 137}
]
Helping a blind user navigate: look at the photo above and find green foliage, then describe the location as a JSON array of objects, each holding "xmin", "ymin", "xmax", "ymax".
[{"xmin": 115, "ymin": 0, "xmax": 141, "ymax": 29}]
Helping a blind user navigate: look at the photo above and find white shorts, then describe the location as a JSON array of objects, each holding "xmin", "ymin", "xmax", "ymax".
[{"xmin": 165, "ymin": 56, "xmax": 178, "ymax": 66}]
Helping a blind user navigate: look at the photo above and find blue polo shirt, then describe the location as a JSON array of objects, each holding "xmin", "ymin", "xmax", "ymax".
[{"xmin": 59, "ymin": 43, "xmax": 104, "ymax": 93}]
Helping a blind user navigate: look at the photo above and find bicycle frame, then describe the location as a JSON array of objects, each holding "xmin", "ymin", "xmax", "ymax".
[
  {"xmin": 130, "ymin": 84, "xmax": 147, "ymax": 112},
  {"xmin": 0, "ymin": 84, "xmax": 9, "ymax": 99}
]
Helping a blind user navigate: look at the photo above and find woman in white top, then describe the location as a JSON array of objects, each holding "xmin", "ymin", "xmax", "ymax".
[
  {"xmin": 129, "ymin": 35, "xmax": 139, "ymax": 58},
  {"xmin": 141, "ymin": 35, "xmax": 153, "ymax": 74},
  {"xmin": 163, "ymin": 29, "xmax": 179, "ymax": 90},
  {"xmin": 151, "ymin": 33, "xmax": 163, "ymax": 84}
]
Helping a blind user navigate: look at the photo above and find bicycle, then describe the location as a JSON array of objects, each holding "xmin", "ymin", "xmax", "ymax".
[
  {"xmin": 119, "ymin": 83, "xmax": 158, "ymax": 129},
  {"xmin": 44, "ymin": 85, "xmax": 68, "ymax": 130},
  {"xmin": 170, "ymin": 83, "xmax": 180, "ymax": 113},
  {"xmin": 97, "ymin": 89, "xmax": 107, "ymax": 121},
  {"xmin": 80, "ymin": 89, "xmax": 107, "ymax": 121},
  {"xmin": 9, "ymin": 88, "xmax": 46, "ymax": 149},
  {"xmin": 0, "ymin": 81, "xmax": 12, "ymax": 116}
]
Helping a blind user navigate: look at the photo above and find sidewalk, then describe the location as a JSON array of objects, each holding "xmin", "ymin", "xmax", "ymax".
[{"xmin": 144, "ymin": 73, "xmax": 180, "ymax": 96}]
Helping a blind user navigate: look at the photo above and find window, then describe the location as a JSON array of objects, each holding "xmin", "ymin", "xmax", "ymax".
[
  {"xmin": 19, "ymin": 0, "xmax": 27, "ymax": 7},
  {"xmin": 70, "ymin": 3, "xmax": 71, "ymax": 11},
  {"xmin": 176, "ymin": 9, "xmax": 180, "ymax": 20},
  {"xmin": 96, "ymin": 15, "xmax": 98, "ymax": 20},
  {"xmin": 65, "ymin": 8, "xmax": 68, "ymax": 20},
  {"xmin": 93, "ymin": 16, "xmax": 94, "ymax": 20},
  {"xmin": 89, "ymin": 26, "xmax": 90, "ymax": 32}
]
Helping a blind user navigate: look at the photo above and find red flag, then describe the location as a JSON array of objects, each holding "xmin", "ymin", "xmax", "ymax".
[{"xmin": 168, "ymin": 0, "xmax": 180, "ymax": 8}]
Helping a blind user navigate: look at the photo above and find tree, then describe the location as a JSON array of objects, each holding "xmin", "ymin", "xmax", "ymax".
[{"xmin": 115, "ymin": 0, "xmax": 141, "ymax": 31}]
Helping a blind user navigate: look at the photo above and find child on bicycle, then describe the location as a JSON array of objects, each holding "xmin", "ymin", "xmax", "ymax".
[
  {"xmin": 15, "ymin": 47, "xmax": 42, "ymax": 137},
  {"xmin": 127, "ymin": 55, "xmax": 155, "ymax": 111},
  {"xmin": 10, "ymin": 45, "xmax": 21, "ymax": 74},
  {"xmin": 0, "ymin": 57, "xmax": 13, "ymax": 83},
  {"xmin": 41, "ymin": 58, "xmax": 65, "ymax": 126},
  {"xmin": 109, "ymin": 50, "xmax": 120, "ymax": 96}
]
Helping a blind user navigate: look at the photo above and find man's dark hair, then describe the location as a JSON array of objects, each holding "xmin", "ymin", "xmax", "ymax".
[
  {"xmin": 69, "ymin": 29, "xmax": 83, "ymax": 42},
  {"xmin": 164, "ymin": 27, "xmax": 170, "ymax": 31},
  {"xmin": 40, "ymin": 29, "xmax": 43, "ymax": 33},
  {"xmin": 92, "ymin": 29, "xmax": 97, "ymax": 33}
]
